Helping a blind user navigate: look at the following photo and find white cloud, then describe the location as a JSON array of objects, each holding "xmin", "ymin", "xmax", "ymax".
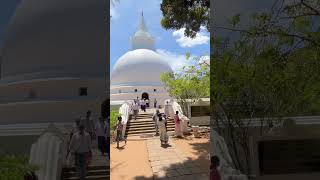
[
  {"xmin": 110, "ymin": 2, "xmax": 119, "ymax": 20},
  {"xmin": 172, "ymin": 27, "xmax": 209, "ymax": 47},
  {"xmin": 156, "ymin": 49, "xmax": 191, "ymax": 72},
  {"xmin": 199, "ymin": 55, "xmax": 210, "ymax": 65}
]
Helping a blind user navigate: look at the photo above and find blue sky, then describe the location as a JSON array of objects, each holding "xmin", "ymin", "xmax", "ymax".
[
  {"xmin": 0, "ymin": 0, "xmax": 21, "ymax": 50},
  {"xmin": 110, "ymin": 0, "xmax": 210, "ymax": 74}
]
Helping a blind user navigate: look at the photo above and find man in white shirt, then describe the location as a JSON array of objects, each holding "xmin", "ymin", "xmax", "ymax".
[
  {"xmin": 141, "ymin": 99, "xmax": 146, "ymax": 112},
  {"xmin": 95, "ymin": 117, "xmax": 106, "ymax": 156},
  {"xmin": 133, "ymin": 102, "xmax": 139, "ymax": 120},
  {"xmin": 81, "ymin": 110, "xmax": 95, "ymax": 140},
  {"xmin": 69, "ymin": 125, "xmax": 91, "ymax": 180}
]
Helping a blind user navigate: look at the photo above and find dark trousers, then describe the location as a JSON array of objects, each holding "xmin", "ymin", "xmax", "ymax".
[
  {"xmin": 106, "ymin": 137, "xmax": 110, "ymax": 158},
  {"xmin": 116, "ymin": 130, "xmax": 122, "ymax": 147},
  {"xmin": 97, "ymin": 136, "xmax": 106, "ymax": 154},
  {"xmin": 74, "ymin": 153, "xmax": 87, "ymax": 180}
]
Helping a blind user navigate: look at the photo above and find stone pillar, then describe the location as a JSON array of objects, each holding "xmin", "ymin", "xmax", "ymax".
[{"xmin": 29, "ymin": 124, "xmax": 64, "ymax": 180}]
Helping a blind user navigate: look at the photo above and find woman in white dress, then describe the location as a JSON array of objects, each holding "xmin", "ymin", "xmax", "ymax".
[
  {"xmin": 158, "ymin": 113, "xmax": 168, "ymax": 146},
  {"xmin": 164, "ymin": 101, "xmax": 170, "ymax": 119}
]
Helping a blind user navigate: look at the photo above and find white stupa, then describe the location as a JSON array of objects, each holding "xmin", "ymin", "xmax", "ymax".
[
  {"xmin": 111, "ymin": 12, "xmax": 172, "ymax": 105},
  {"xmin": 0, "ymin": 0, "xmax": 107, "ymax": 125}
]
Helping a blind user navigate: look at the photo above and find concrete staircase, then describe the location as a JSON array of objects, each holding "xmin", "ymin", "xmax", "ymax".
[
  {"xmin": 61, "ymin": 149, "xmax": 109, "ymax": 180},
  {"xmin": 125, "ymin": 112, "xmax": 175, "ymax": 137}
]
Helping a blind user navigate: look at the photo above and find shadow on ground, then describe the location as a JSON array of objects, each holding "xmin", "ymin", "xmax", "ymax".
[{"xmin": 133, "ymin": 135, "xmax": 210, "ymax": 180}]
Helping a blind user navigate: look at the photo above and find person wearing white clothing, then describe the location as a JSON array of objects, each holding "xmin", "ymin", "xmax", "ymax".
[
  {"xmin": 80, "ymin": 110, "xmax": 95, "ymax": 140},
  {"xmin": 140, "ymin": 99, "xmax": 146, "ymax": 112},
  {"xmin": 69, "ymin": 125, "xmax": 92, "ymax": 180},
  {"xmin": 152, "ymin": 109, "xmax": 160, "ymax": 135},
  {"xmin": 164, "ymin": 101, "xmax": 170, "ymax": 119},
  {"xmin": 133, "ymin": 102, "xmax": 139, "ymax": 120},
  {"xmin": 95, "ymin": 117, "xmax": 106, "ymax": 155}
]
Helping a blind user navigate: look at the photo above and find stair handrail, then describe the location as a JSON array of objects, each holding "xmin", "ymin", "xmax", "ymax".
[
  {"xmin": 29, "ymin": 123, "xmax": 65, "ymax": 180},
  {"xmin": 118, "ymin": 101, "xmax": 133, "ymax": 138}
]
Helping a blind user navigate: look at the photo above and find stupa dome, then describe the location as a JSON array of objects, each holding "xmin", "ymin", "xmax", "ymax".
[
  {"xmin": 111, "ymin": 12, "xmax": 172, "ymax": 86},
  {"xmin": 111, "ymin": 49, "xmax": 173, "ymax": 86},
  {"xmin": 0, "ymin": 0, "xmax": 106, "ymax": 83}
]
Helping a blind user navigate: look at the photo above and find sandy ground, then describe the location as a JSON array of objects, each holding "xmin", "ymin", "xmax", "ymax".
[
  {"xmin": 110, "ymin": 137, "xmax": 154, "ymax": 180},
  {"xmin": 172, "ymin": 135, "xmax": 210, "ymax": 174},
  {"xmin": 110, "ymin": 135, "xmax": 210, "ymax": 180}
]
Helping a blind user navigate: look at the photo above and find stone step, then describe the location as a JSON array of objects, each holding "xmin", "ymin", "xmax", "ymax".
[
  {"xmin": 127, "ymin": 123, "xmax": 175, "ymax": 128},
  {"xmin": 128, "ymin": 121, "xmax": 175, "ymax": 126},
  {"xmin": 126, "ymin": 128, "xmax": 174, "ymax": 135},
  {"xmin": 136, "ymin": 113, "xmax": 154, "ymax": 116},
  {"xmin": 63, "ymin": 175, "xmax": 109, "ymax": 180},
  {"xmin": 130, "ymin": 118, "xmax": 154, "ymax": 121},
  {"xmin": 63, "ymin": 165, "xmax": 108, "ymax": 172},
  {"xmin": 134, "ymin": 116, "xmax": 154, "ymax": 120},
  {"xmin": 126, "ymin": 126, "xmax": 175, "ymax": 132},
  {"xmin": 63, "ymin": 169, "xmax": 109, "ymax": 178}
]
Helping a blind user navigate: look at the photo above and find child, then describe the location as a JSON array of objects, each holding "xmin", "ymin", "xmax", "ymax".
[
  {"xmin": 115, "ymin": 116, "xmax": 126, "ymax": 148},
  {"xmin": 210, "ymin": 156, "xmax": 221, "ymax": 180}
]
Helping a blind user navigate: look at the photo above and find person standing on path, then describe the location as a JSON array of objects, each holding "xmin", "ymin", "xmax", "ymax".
[
  {"xmin": 133, "ymin": 102, "xmax": 139, "ymax": 120},
  {"xmin": 154, "ymin": 98, "xmax": 157, "ymax": 108},
  {"xmin": 164, "ymin": 101, "xmax": 170, "ymax": 119},
  {"xmin": 210, "ymin": 156, "xmax": 222, "ymax": 180},
  {"xmin": 105, "ymin": 118, "xmax": 110, "ymax": 159},
  {"xmin": 152, "ymin": 109, "xmax": 160, "ymax": 136},
  {"xmin": 158, "ymin": 113, "xmax": 168, "ymax": 146},
  {"xmin": 95, "ymin": 117, "xmax": 106, "ymax": 156},
  {"xmin": 69, "ymin": 125, "xmax": 92, "ymax": 180},
  {"xmin": 141, "ymin": 99, "xmax": 146, "ymax": 112},
  {"xmin": 146, "ymin": 98, "xmax": 149, "ymax": 108},
  {"xmin": 115, "ymin": 116, "xmax": 126, "ymax": 148},
  {"xmin": 174, "ymin": 111, "xmax": 183, "ymax": 138}
]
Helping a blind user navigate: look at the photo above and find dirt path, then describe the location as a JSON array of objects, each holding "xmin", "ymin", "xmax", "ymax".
[
  {"xmin": 172, "ymin": 136, "xmax": 210, "ymax": 174},
  {"xmin": 110, "ymin": 137, "xmax": 153, "ymax": 180}
]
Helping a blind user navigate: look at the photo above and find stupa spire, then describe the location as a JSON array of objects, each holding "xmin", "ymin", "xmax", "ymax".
[
  {"xmin": 131, "ymin": 11, "xmax": 155, "ymax": 50},
  {"xmin": 138, "ymin": 11, "xmax": 147, "ymax": 31}
]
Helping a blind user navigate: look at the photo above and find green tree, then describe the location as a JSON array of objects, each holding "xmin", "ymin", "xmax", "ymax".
[
  {"xmin": 212, "ymin": 0, "xmax": 320, "ymax": 175},
  {"xmin": 161, "ymin": 55, "xmax": 210, "ymax": 115},
  {"xmin": 160, "ymin": 0, "xmax": 210, "ymax": 38}
]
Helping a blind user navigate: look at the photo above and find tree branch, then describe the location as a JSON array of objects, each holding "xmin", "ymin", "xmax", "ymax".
[{"xmin": 301, "ymin": 0, "xmax": 320, "ymax": 16}]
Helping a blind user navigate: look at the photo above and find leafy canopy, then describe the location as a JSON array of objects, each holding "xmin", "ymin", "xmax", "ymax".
[
  {"xmin": 161, "ymin": 55, "xmax": 210, "ymax": 114},
  {"xmin": 160, "ymin": 0, "xmax": 210, "ymax": 38}
]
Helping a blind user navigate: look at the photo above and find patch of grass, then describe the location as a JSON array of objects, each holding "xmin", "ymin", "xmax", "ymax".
[
  {"xmin": 110, "ymin": 110, "xmax": 119, "ymax": 133},
  {"xmin": 110, "ymin": 105, "xmax": 121, "ymax": 111}
]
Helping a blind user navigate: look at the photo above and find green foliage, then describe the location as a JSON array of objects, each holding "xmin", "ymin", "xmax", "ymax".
[
  {"xmin": 0, "ymin": 154, "xmax": 38, "ymax": 180},
  {"xmin": 110, "ymin": 110, "xmax": 119, "ymax": 134},
  {"xmin": 161, "ymin": 55, "xmax": 209, "ymax": 114},
  {"xmin": 212, "ymin": 0, "xmax": 320, "ymax": 174},
  {"xmin": 160, "ymin": 0, "xmax": 210, "ymax": 38}
]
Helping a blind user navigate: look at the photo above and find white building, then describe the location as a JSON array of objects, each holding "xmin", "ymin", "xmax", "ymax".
[
  {"xmin": 0, "ymin": 0, "xmax": 107, "ymax": 125},
  {"xmin": 110, "ymin": 13, "xmax": 172, "ymax": 106}
]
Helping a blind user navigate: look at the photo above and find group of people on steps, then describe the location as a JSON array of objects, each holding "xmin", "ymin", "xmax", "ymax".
[{"xmin": 67, "ymin": 110, "xmax": 110, "ymax": 180}]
